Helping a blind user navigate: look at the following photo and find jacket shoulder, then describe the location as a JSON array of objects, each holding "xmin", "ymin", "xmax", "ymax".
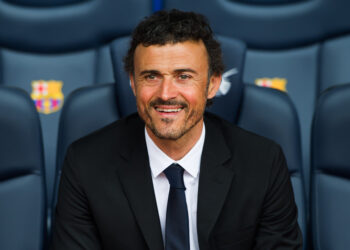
[
  {"xmin": 69, "ymin": 113, "xmax": 143, "ymax": 156},
  {"xmin": 205, "ymin": 112, "xmax": 280, "ymax": 154}
]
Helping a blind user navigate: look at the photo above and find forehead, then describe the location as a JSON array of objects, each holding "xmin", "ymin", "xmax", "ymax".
[{"xmin": 133, "ymin": 40, "xmax": 209, "ymax": 72}]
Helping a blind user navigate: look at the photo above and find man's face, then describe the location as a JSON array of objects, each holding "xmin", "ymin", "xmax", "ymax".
[{"xmin": 130, "ymin": 40, "xmax": 221, "ymax": 141}]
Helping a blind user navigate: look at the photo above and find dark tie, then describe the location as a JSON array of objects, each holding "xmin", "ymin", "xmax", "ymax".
[{"xmin": 164, "ymin": 163, "xmax": 190, "ymax": 250}]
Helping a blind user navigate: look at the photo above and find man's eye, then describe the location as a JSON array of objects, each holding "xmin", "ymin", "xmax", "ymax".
[
  {"xmin": 178, "ymin": 74, "xmax": 191, "ymax": 80},
  {"xmin": 145, "ymin": 74, "xmax": 157, "ymax": 80}
]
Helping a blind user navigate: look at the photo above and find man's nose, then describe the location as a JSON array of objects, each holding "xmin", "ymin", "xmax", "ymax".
[{"xmin": 158, "ymin": 77, "xmax": 178, "ymax": 100}]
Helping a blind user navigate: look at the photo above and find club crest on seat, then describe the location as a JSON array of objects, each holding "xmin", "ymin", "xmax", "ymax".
[{"xmin": 31, "ymin": 80, "xmax": 64, "ymax": 114}]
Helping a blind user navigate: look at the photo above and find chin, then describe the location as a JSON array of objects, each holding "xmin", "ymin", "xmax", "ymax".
[{"xmin": 149, "ymin": 126, "xmax": 186, "ymax": 141}]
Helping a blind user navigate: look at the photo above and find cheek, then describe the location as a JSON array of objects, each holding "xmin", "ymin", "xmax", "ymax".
[
  {"xmin": 182, "ymin": 87, "xmax": 208, "ymax": 105},
  {"xmin": 136, "ymin": 87, "xmax": 155, "ymax": 104}
]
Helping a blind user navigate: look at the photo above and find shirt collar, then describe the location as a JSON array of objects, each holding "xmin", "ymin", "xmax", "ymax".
[{"xmin": 145, "ymin": 123, "xmax": 205, "ymax": 179}]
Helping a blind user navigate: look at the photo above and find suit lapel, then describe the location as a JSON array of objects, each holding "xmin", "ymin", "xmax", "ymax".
[
  {"xmin": 115, "ymin": 117, "xmax": 164, "ymax": 250},
  {"xmin": 197, "ymin": 115, "xmax": 235, "ymax": 249},
  {"xmin": 114, "ymin": 114, "xmax": 235, "ymax": 249}
]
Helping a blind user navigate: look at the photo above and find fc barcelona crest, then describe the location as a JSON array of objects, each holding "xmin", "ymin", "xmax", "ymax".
[{"xmin": 30, "ymin": 80, "xmax": 64, "ymax": 114}]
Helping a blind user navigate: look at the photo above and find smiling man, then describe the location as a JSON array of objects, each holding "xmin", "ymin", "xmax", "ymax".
[
  {"xmin": 130, "ymin": 40, "xmax": 220, "ymax": 160},
  {"xmin": 51, "ymin": 9, "xmax": 302, "ymax": 250}
]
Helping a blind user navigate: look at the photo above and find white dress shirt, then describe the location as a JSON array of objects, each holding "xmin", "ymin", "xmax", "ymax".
[{"xmin": 145, "ymin": 124, "xmax": 205, "ymax": 250}]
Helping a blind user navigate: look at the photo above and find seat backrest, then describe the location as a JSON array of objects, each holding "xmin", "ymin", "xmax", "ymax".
[
  {"xmin": 55, "ymin": 83, "xmax": 120, "ymax": 206},
  {"xmin": 242, "ymin": 45, "xmax": 319, "ymax": 186},
  {"xmin": 320, "ymin": 34, "xmax": 350, "ymax": 92},
  {"xmin": 205, "ymin": 36, "xmax": 245, "ymax": 123},
  {"xmin": 238, "ymin": 85, "xmax": 306, "ymax": 240},
  {"xmin": 311, "ymin": 84, "xmax": 350, "ymax": 250},
  {"xmin": 0, "ymin": 0, "xmax": 152, "ymax": 52},
  {"xmin": 0, "ymin": 0, "xmax": 153, "ymax": 205},
  {"xmin": 0, "ymin": 86, "xmax": 46, "ymax": 250},
  {"xmin": 164, "ymin": 0, "xmax": 350, "ymax": 50}
]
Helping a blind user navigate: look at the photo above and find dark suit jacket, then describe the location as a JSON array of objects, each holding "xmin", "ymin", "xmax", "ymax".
[{"xmin": 51, "ymin": 112, "xmax": 302, "ymax": 250}]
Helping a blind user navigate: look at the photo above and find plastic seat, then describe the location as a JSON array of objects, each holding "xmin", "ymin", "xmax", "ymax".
[
  {"xmin": 54, "ymin": 84, "xmax": 120, "ymax": 206},
  {"xmin": 311, "ymin": 84, "xmax": 350, "ymax": 250},
  {"xmin": 238, "ymin": 85, "xmax": 306, "ymax": 240},
  {"xmin": 163, "ymin": 0, "xmax": 350, "ymax": 50},
  {"xmin": 0, "ymin": 0, "xmax": 153, "ymax": 212},
  {"xmin": 320, "ymin": 35, "xmax": 350, "ymax": 92},
  {"xmin": 0, "ymin": 86, "xmax": 46, "ymax": 250}
]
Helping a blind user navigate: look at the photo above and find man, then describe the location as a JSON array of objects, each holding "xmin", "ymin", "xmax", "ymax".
[{"xmin": 51, "ymin": 9, "xmax": 302, "ymax": 250}]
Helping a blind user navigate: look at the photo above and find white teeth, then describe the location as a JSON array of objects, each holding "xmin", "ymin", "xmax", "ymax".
[{"xmin": 156, "ymin": 108, "xmax": 182, "ymax": 112}]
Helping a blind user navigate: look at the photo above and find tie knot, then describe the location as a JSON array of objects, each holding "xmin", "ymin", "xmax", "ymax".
[{"xmin": 164, "ymin": 163, "xmax": 186, "ymax": 189}]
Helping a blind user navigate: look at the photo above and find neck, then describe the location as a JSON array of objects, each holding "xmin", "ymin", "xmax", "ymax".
[{"xmin": 146, "ymin": 120, "xmax": 204, "ymax": 161}]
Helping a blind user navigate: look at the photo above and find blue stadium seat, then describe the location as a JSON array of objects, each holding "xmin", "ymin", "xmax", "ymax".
[
  {"xmin": 110, "ymin": 36, "xmax": 137, "ymax": 118},
  {"xmin": 54, "ymin": 84, "xmax": 120, "ymax": 206},
  {"xmin": 320, "ymin": 34, "xmax": 350, "ymax": 91},
  {"xmin": 56, "ymin": 35, "xmax": 306, "ymax": 242},
  {"xmin": 164, "ymin": 0, "xmax": 350, "ymax": 50},
  {"xmin": 238, "ymin": 85, "xmax": 306, "ymax": 242},
  {"xmin": 0, "ymin": 0, "xmax": 153, "ymax": 215},
  {"xmin": 0, "ymin": 86, "xmax": 46, "ymax": 250},
  {"xmin": 311, "ymin": 84, "xmax": 350, "ymax": 250}
]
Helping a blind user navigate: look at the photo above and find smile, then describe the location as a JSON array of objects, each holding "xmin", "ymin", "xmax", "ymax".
[{"xmin": 155, "ymin": 107, "xmax": 183, "ymax": 113}]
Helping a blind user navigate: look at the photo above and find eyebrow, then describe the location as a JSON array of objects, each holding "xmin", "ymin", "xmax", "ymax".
[
  {"xmin": 139, "ymin": 70, "xmax": 160, "ymax": 76},
  {"xmin": 139, "ymin": 68, "xmax": 198, "ymax": 76},
  {"xmin": 174, "ymin": 68, "xmax": 197, "ymax": 74}
]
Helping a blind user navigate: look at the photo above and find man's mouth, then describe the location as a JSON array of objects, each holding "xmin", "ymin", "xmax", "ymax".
[
  {"xmin": 151, "ymin": 99, "xmax": 187, "ymax": 115},
  {"xmin": 155, "ymin": 107, "xmax": 183, "ymax": 113}
]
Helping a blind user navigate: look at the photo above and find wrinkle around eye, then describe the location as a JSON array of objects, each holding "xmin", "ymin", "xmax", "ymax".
[
  {"xmin": 178, "ymin": 74, "xmax": 192, "ymax": 80},
  {"xmin": 145, "ymin": 74, "xmax": 158, "ymax": 80},
  {"xmin": 141, "ymin": 75, "xmax": 162, "ymax": 84}
]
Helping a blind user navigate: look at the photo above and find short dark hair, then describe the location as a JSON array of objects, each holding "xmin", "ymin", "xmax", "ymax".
[{"xmin": 124, "ymin": 9, "xmax": 224, "ymax": 76}]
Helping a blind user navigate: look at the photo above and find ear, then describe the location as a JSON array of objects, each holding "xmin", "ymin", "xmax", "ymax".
[
  {"xmin": 130, "ymin": 74, "xmax": 136, "ymax": 96},
  {"xmin": 207, "ymin": 74, "xmax": 222, "ymax": 99}
]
